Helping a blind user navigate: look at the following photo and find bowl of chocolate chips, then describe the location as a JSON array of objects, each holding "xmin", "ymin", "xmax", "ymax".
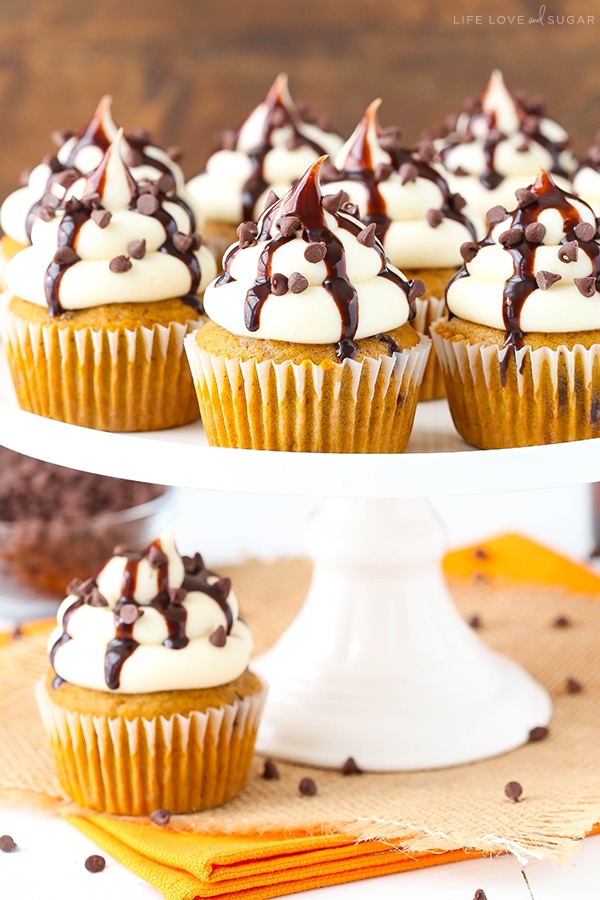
[{"xmin": 0, "ymin": 447, "xmax": 174, "ymax": 599}]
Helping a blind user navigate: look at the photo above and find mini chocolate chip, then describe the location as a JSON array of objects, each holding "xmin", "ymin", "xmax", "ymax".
[
  {"xmin": 81, "ymin": 191, "xmax": 101, "ymax": 208},
  {"xmin": 304, "ymin": 242, "xmax": 327, "ymax": 263},
  {"xmin": 51, "ymin": 128, "xmax": 72, "ymax": 148},
  {"xmin": 451, "ymin": 192, "xmax": 467, "ymax": 211},
  {"xmin": 168, "ymin": 587, "xmax": 187, "ymax": 605},
  {"xmin": 567, "ymin": 677, "xmax": 583, "ymax": 694},
  {"xmin": 553, "ymin": 615, "xmax": 571, "ymax": 628},
  {"xmin": 183, "ymin": 552, "xmax": 204, "ymax": 574},
  {"xmin": 453, "ymin": 165, "xmax": 469, "ymax": 176},
  {"xmin": 299, "ymin": 777, "xmax": 317, "ymax": 796},
  {"xmin": 515, "ymin": 188, "xmax": 538, "ymax": 209},
  {"xmin": 322, "ymin": 190, "xmax": 347, "ymax": 213},
  {"xmin": 167, "ymin": 145, "xmax": 183, "ymax": 162},
  {"xmin": 516, "ymin": 141, "xmax": 530, "ymax": 153},
  {"xmin": 271, "ymin": 273, "xmax": 289, "ymax": 295},
  {"xmin": 319, "ymin": 158, "xmax": 340, "ymax": 182},
  {"xmin": 156, "ymin": 173, "xmax": 175, "ymax": 195},
  {"xmin": 66, "ymin": 577, "xmax": 83, "ymax": 595},
  {"xmin": 237, "ymin": 221, "xmax": 258, "ymax": 248},
  {"xmin": 209, "ymin": 625, "xmax": 227, "ymax": 647},
  {"xmin": 150, "ymin": 808, "xmax": 171, "ymax": 826},
  {"xmin": 522, "ymin": 115, "xmax": 541, "ymax": 136},
  {"xmin": 504, "ymin": 780, "xmax": 523, "ymax": 802},
  {"xmin": 173, "ymin": 232, "xmax": 194, "ymax": 253},
  {"xmin": 136, "ymin": 193, "xmax": 159, "ymax": 215},
  {"xmin": 426, "ymin": 208, "xmax": 444, "ymax": 229},
  {"xmin": 468, "ymin": 615, "xmax": 481, "ymax": 629},
  {"xmin": 558, "ymin": 240, "xmax": 578, "ymax": 263},
  {"xmin": 473, "ymin": 547, "xmax": 489, "ymax": 559},
  {"xmin": 288, "ymin": 272, "xmax": 309, "ymax": 293},
  {"xmin": 574, "ymin": 276, "xmax": 597, "ymax": 298},
  {"xmin": 486, "ymin": 205, "xmax": 507, "ymax": 225},
  {"xmin": 43, "ymin": 154, "xmax": 63, "ymax": 173},
  {"xmin": 379, "ymin": 132, "xmax": 401, "ymax": 153},
  {"xmin": 408, "ymin": 278, "xmax": 426, "ymax": 302},
  {"xmin": 528, "ymin": 725, "xmax": 549, "ymax": 742},
  {"xmin": 0, "ymin": 835, "xmax": 17, "ymax": 852},
  {"xmin": 499, "ymin": 226, "xmax": 524, "ymax": 247},
  {"xmin": 536, "ymin": 270, "xmax": 562, "ymax": 290},
  {"xmin": 118, "ymin": 602, "xmax": 142, "ymax": 625},
  {"xmin": 147, "ymin": 545, "xmax": 168, "ymax": 568},
  {"xmin": 357, "ymin": 223, "xmax": 377, "ymax": 247},
  {"xmin": 342, "ymin": 201, "xmax": 360, "ymax": 218},
  {"xmin": 399, "ymin": 162, "xmax": 419, "ymax": 184},
  {"xmin": 262, "ymin": 759, "xmax": 280, "ymax": 780},
  {"xmin": 263, "ymin": 190, "xmax": 279, "ymax": 210},
  {"xmin": 87, "ymin": 587, "xmax": 108, "ymax": 608},
  {"xmin": 128, "ymin": 239, "xmax": 146, "ymax": 259},
  {"xmin": 109, "ymin": 255, "xmax": 132, "ymax": 273},
  {"xmin": 374, "ymin": 162, "xmax": 393, "ymax": 183},
  {"xmin": 41, "ymin": 192, "xmax": 60, "ymax": 212},
  {"xmin": 219, "ymin": 129, "xmax": 238, "ymax": 150},
  {"xmin": 36, "ymin": 205, "xmax": 56, "ymax": 222},
  {"xmin": 124, "ymin": 146, "xmax": 145, "ymax": 168},
  {"xmin": 473, "ymin": 891, "xmax": 488, "ymax": 900},
  {"xmin": 190, "ymin": 233, "xmax": 203, "ymax": 251},
  {"xmin": 460, "ymin": 241, "xmax": 480, "ymax": 263},
  {"xmin": 415, "ymin": 140, "xmax": 435, "ymax": 162},
  {"xmin": 91, "ymin": 209, "xmax": 112, "ymax": 229},
  {"xmin": 525, "ymin": 222, "xmax": 546, "ymax": 243},
  {"xmin": 53, "ymin": 246, "xmax": 79, "ymax": 266},
  {"xmin": 341, "ymin": 756, "xmax": 362, "ymax": 775},
  {"xmin": 276, "ymin": 215, "xmax": 302, "ymax": 237},
  {"xmin": 575, "ymin": 222, "xmax": 595, "ymax": 241},
  {"xmin": 84, "ymin": 854, "xmax": 106, "ymax": 873}
]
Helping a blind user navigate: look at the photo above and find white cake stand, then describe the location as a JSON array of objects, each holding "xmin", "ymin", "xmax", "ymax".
[{"xmin": 3, "ymin": 356, "xmax": 596, "ymax": 771}]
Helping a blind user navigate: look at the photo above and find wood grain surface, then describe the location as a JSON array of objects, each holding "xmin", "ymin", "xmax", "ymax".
[{"xmin": 0, "ymin": 0, "xmax": 597, "ymax": 200}]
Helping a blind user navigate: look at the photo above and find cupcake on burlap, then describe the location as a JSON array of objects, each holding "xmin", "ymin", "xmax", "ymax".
[
  {"xmin": 431, "ymin": 170, "xmax": 600, "ymax": 449},
  {"xmin": 2, "ymin": 130, "xmax": 217, "ymax": 432},
  {"xmin": 185, "ymin": 156, "xmax": 430, "ymax": 453},
  {"xmin": 321, "ymin": 99, "xmax": 477, "ymax": 400},
  {"xmin": 36, "ymin": 528, "xmax": 266, "ymax": 815},
  {"xmin": 185, "ymin": 73, "xmax": 343, "ymax": 263}
]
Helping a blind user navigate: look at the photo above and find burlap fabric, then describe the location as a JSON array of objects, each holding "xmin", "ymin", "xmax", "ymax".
[{"xmin": 1, "ymin": 553, "xmax": 599, "ymax": 867}]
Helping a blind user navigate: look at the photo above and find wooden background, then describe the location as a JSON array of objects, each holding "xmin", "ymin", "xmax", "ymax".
[{"xmin": 0, "ymin": 0, "xmax": 598, "ymax": 202}]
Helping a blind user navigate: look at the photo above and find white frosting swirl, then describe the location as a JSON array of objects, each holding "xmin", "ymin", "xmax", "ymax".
[
  {"xmin": 447, "ymin": 170, "xmax": 600, "ymax": 334},
  {"xmin": 48, "ymin": 528, "xmax": 253, "ymax": 694},
  {"xmin": 186, "ymin": 73, "xmax": 343, "ymax": 226},
  {"xmin": 5, "ymin": 131, "xmax": 217, "ymax": 311},
  {"xmin": 1, "ymin": 96, "xmax": 194, "ymax": 248},
  {"xmin": 573, "ymin": 163, "xmax": 600, "ymax": 217},
  {"xmin": 434, "ymin": 71, "xmax": 577, "ymax": 238},
  {"xmin": 202, "ymin": 156, "xmax": 418, "ymax": 344}
]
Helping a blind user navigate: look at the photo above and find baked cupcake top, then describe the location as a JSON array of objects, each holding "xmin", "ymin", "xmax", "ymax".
[
  {"xmin": 430, "ymin": 70, "xmax": 577, "ymax": 237},
  {"xmin": 202, "ymin": 156, "xmax": 425, "ymax": 359},
  {"xmin": 48, "ymin": 528, "xmax": 252, "ymax": 693},
  {"xmin": 321, "ymin": 99, "xmax": 476, "ymax": 269},
  {"xmin": 572, "ymin": 133, "xmax": 600, "ymax": 216},
  {"xmin": 5, "ymin": 131, "xmax": 217, "ymax": 315},
  {"xmin": 186, "ymin": 73, "xmax": 344, "ymax": 226},
  {"xmin": 447, "ymin": 170, "xmax": 600, "ymax": 346},
  {"xmin": 0, "ymin": 95, "xmax": 194, "ymax": 249}
]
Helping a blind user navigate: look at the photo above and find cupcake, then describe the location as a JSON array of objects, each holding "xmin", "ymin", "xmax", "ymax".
[
  {"xmin": 321, "ymin": 99, "xmax": 477, "ymax": 400},
  {"xmin": 429, "ymin": 70, "xmax": 577, "ymax": 238},
  {"xmin": 431, "ymin": 170, "xmax": 600, "ymax": 449},
  {"xmin": 572, "ymin": 132, "xmax": 600, "ymax": 215},
  {"xmin": 184, "ymin": 156, "xmax": 430, "ymax": 453},
  {"xmin": 36, "ymin": 528, "xmax": 266, "ymax": 815},
  {"xmin": 2, "ymin": 130, "xmax": 217, "ymax": 432},
  {"xmin": 185, "ymin": 73, "xmax": 343, "ymax": 263},
  {"xmin": 0, "ymin": 95, "xmax": 195, "ymax": 268}
]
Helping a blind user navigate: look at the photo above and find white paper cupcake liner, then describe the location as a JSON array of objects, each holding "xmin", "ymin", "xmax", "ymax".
[{"xmin": 412, "ymin": 294, "xmax": 447, "ymax": 401}]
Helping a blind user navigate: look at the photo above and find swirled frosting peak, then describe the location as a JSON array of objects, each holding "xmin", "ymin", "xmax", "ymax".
[
  {"xmin": 6, "ymin": 130, "xmax": 217, "ymax": 315},
  {"xmin": 446, "ymin": 169, "xmax": 600, "ymax": 347},
  {"xmin": 431, "ymin": 70, "xmax": 577, "ymax": 236},
  {"xmin": 1, "ymin": 95, "xmax": 193, "ymax": 248},
  {"xmin": 321, "ymin": 99, "xmax": 476, "ymax": 268},
  {"xmin": 48, "ymin": 528, "xmax": 253, "ymax": 693},
  {"xmin": 202, "ymin": 156, "xmax": 425, "ymax": 359},
  {"xmin": 572, "ymin": 134, "xmax": 600, "ymax": 216},
  {"xmin": 186, "ymin": 73, "xmax": 344, "ymax": 225}
]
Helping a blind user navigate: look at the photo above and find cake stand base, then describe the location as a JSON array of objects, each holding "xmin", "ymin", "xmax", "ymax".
[{"xmin": 253, "ymin": 497, "xmax": 552, "ymax": 771}]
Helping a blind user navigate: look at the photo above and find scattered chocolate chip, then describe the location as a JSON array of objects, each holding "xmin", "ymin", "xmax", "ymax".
[
  {"xmin": 399, "ymin": 162, "xmax": 419, "ymax": 184},
  {"xmin": 147, "ymin": 545, "xmax": 168, "ymax": 568},
  {"xmin": 451, "ymin": 192, "xmax": 467, "ymax": 211},
  {"xmin": 524, "ymin": 222, "xmax": 546, "ymax": 243},
  {"xmin": 566, "ymin": 677, "xmax": 583, "ymax": 694},
  {"xmin": 156, "ymin": 173, "xmax": 175, "ymax": 195},
  {"xmin": 209, "ymin": 625, "xmax": 227, "ymax": 647},
  {"xmin": 41, "ymin": 192, "xmax": 60, "ymax": 212},
  {"xmin": 271, "ymin": 273, "xmax": 289, "ymax": 295},
  {"xmin": 468, "ymin": 615, "xmax": 481, "ymax": 629},
  {"xmin": 408, "ymin": 278, "xmax": 426, "ymax": 302},
  {"xmin": 81, "ymin": 191, "xmax": 101, "ymax": 208},
  {"xmin": 515, "ymin": 188, "xmax": 537, "ymax": 209},
  {"xmin": 499, "ymin": 226, "xmax": 524, "ymax": 247},
  {"xmin": 237, "ymin": 221, "xmax": 258, "ymax": 248},
  {"xmin": 136, "ymin": 193, "xmax": 159, "ymax": 215},
  {"xmin": 150, "ymin": 808, "xmax": 171, "ymax": 826},
  {"xmin": 262, "ymin": 759, "xmax": 280, "ymax": 780},
  {"xmin": 0, "ymin": 835, "xmax": 17, "ymax": 852},
  {"xmin": 558, "ymin": 240, "xmax": 578, "ymax": 263},
  {"xmin": 528, "ymin": 726, "xmax": 549, "ymax": 743},
  {"xmin": 173, "ymin": 232, "xmax": 194, "ymax": 254},
  {"xmin": 43, "ymin": 154, "xmax": 63, "ymax": 174},
  {"xmin": 276, "ymin": 215, "xmax": 302, "ymax": 238},
  {"xmin": 128, "ymin": 239, "xmax": 146, "ymax": 260},
  {"xmin": 167, "ymin": 145, "xmax": 183, "ymax": 163},
  {"xmin": 91, "ymin": 209, "xmax": 112, "ymax": 229},
  {"xmin": 574, "ymin": 276, "xmax": 597, "ymax": 298},
  {"xmin": 183, "ymin": 552, "xmax": 204, "ymax": 574},
  {"xmin": 86, "ymin": 587, "xmax": 108, "ymax": 608},
  {"xmin": 473, "ymin": 547, "xmax": 489, "ymax": 559},
  {"xmin": 357, "ymin": 223, "xmax": 377, "ymax": 247},
  {"xmin": 36, "ymin": 204, "xmax": 56, "ymax": 223},
  {"xmin": 190, "ymin": 233, "xmax": 203, "ymax": 251},
  {"xmin": 574, "ymin": 222, "xmax": 595, "ymax": 242},
  {"xmin": 263, "ymin": 190, "xmax": 279, "ymax": 210},
  {"xmin": 109, "ymin": 255, "xmax": 132, "ymax": 273},
  {"xmin": 341, "ymin": 757, "xmax": 362, "ymax": 775},
  {"xmin": 536, "ymin": 270, "xmax": 562, "ymax": 290},
  {"xmin": 486, "ymin": 205, "xmax": 507, "ymax": 225},
  {"xmin": 553, "ymin": 615, "xmax": 571, "ymax": 628},
  {"xmin": 504, "ymin": 780, "xmax": 523, "ymax": 802},
  {"xmin": 118, "ymin": 602, "xmax": 142, "ymax": 625},
  {"xmin": 124, "ymin": 145, "xmax": 145, "ymax": 168},
  {"xmin": 415, "ymin": 140, "xmax": 435, "ymax": 162},
  {"xmin": 168, "ymin": 587, "xmax": 187, "ymax": 605},
  {"xmin": 427, "ymin": 208, "xmax": 444, "ymax": 229},
  {"xmin": 319, "ymin": 158, "xmax": 339, "ymax": 182},
  {"xmin": 322, "ymin": 190, "xmax": 346, "ymax": 214},
  {"xmin": 288, "ymin": 272, "xmax": 309, "ymax": 293},
  {"xmin": 299, "ymin": 777, "xmax": 317, "ymax": 796},
  {"xmin": 516, "ymin": 141, "xmax": 530, "ymax": 153},
  {"xmin": 522, "ymin": 114, "xmax": 541, "ymax": 137},
  {"xmin": 342, "ymin": 201, "xmax": 360, "ymax": 218},
  {"xmin": 84, "ymin": 854, "xmax": 106, "ymax": 873},
  {"xmin": 304, "ymin": 242, "xmax": 327, "ymax": 263},
  {"xmin": 51, "ymin": 128, "xmax": 72, "ymax": 148},
  {"xmin": 460, "ymin": 241, "xmax": 480, "ymax": 263},
  {"xmin": 64, "ymin": 196, "xmax": 83, "ymax": 214},
  {"xmin": 374, "ymin": 162, "xmax": 393, "ymax": 183},
  {"xmin": 53, "ymin": 246, "xmax": 78, "ymax": 266},
  {"xmin": 473, "ymin": 890, "xmax": 488, "ymax": 900},
  {"xmin": 54, "ymin": 168, "xmax": 79, "ymax": 189}
]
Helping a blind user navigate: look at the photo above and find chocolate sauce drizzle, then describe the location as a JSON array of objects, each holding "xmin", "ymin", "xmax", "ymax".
[{"xmin": 215, "ymin": 158, "xmax": 412, "ymax": 361}]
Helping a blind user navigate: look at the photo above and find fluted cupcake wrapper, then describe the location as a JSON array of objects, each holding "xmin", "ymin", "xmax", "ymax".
[
  {"xmin": 36, "ymin": 678, "xmax": 267, "ymax": 816},
  {"xmin": 185, "ymin": 334, "xmax": 431, "ymax": 453},
  {"xmin": 412, "ymin": 295, "xmax": 447, "ymax": 402},
  {"xmin": 1, "ymin": 313, "xmax": 201, "ymax": 432},
  {"xmin": 431, "ymin": 322, "xmax": 600, "ymax": 448}
]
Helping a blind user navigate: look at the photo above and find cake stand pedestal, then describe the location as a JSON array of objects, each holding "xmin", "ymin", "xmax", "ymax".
[{"xmin": 253, "ymin": 496, "xmax": 551, "ymax": 770}]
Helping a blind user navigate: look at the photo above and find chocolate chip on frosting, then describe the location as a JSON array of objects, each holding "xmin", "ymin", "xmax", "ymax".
[
  {"xmin": 91, "ymin": 209, "xmax": 112, "ymax": 229},
  {"xmin": 574, "ymin": 222, "xmax": 596, "ymax": 242},
  {"xmin": 172, "ymin": 232, "xmax": 194, "ymax": 254},
  {"xmin": 168, "ymin": 587, "xmax": 187, "ymax": 605},
  {"xmin": 87, "ymin": 587, "xmax": 109, "ymax": 608},
  {"xmin": 357, "ymin": 223, "xmax": 377, "ymax": 247},
  {"xmin": 288, "ymin": 272, "xmax": 309, "ymax": 293},
  {"xmin": 147, "ymin": 545, "xmax": 168, "ymax": 568},
  {"xmin": 486, "ymin": 205, "xmax": 507, "ymax": 225},
  {"xmin": 473, "ymin": 890, "xmax": 489, "ymax": 900},
  {"xmin": 374, "ymin": 162, "xmax": 393, "ymax": 183},
  {"xmin": 536, "ymin": 270, "xmax": 562, "ymax": 290},
  {"xmin": 209, "ymin": 625, "xmax": 227, "ymax": 647},
  {"xmin": 276, "ymin": 215, "xmax": 302, "ymax": 237},
  {"xmin": 558, "ymin": 240, "xmax": 578, "ymax": 263},
  {"xmin": 408, "ymin": 278, "xmax": 426, "ymax": 302},
  {"xmin": 271, "ymin": 273, "xmax": 289, "ymax": 295},
  {"xmin": 128, "ymin": 239, "xmax": 146, "ymax": 260},
  {"xmin": 515, "ymin": 188, "xmax": 538, "ymax": 209},
  {"xmin": 156, "ymin": 173, "xmax": 175, "ymax": 195},
  {"xmin": 304, "ymin": 242, "xmax": 327, "ymax": 263},
  {"xmin": 451, "ymin": 192, "xmax": 467, "ymax": 211},
  {"xmin": 460, "ymin": 241, "xmax": 480, "ymax": 262},
  {"xmin": 426, "ymin": 208, "xmax": 444, "ymax": 229},
  {"xmin": 167, "ymin": 145, "xmax": 183, "ymax": 163},
  {"xmin": 524, "ymin": 222, "xmax": 546, "ymax": 243},
  {"xmin": 237, "ymin": 221, "xmax": 258, "ymax": 248},
  {"xmin": 499, "ymin": 226, "xmax": 524, "ymax": 247},
  {"xmin": 263, "ymin": 190, "xmax": 279, "ymax": 210},
  {"xmin": 574, "ymin": 276, "xmax": 597, "ymax": 298},
  {"xmin": 53, "ymin": 246, "xmax": 79, "ymax": 266},
  {"xmin": 109, "ymin": 255, "xmax": 132, "ymax": 273},
  {"xmin": 136, "ymin": 193, "xmax": 159, "ymax": 215},
  {"xmin": 342, "ymin": 201, "xmax": 360, "ymax": 218},
  {"xmin": 322, "ymin": 190, "xmax": 347, "ymax": 214},
  {"xmin": 118, "ymin": 602, "xmax": 142, "ymax": 624},
  {"xmin": 399, "ymin": 162, "xmax": 419, "ymax": 184}
]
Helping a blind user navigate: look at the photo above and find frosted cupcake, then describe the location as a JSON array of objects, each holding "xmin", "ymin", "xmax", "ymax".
[
  {"xmin": 3, "ymin": 131, "xmax": 217, "ymax": 432},
  {"xmin": 321, "ymin": 99, "xmax": 477, "ymax": 399},
  {"xmin": 431, "ymin": 170, "xmax": 600, "ymax": 449},
  {"xmin": 36, "ymin": 529, "xmax": 265, "ymax": 815},
  {"xmin": 185, "ymin": 156, "xmax": 430, "ymax": 453},
  {"xmin": 572, "ymin": 133, "xmax": 600, "ymax": 215},
  {"xmin": 429, "ymin": 70, "xmax": 577, "ymax": 238},
  {"xmin": 185, "ymin": 73, "xmax": 343, "ymax": 263}
]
